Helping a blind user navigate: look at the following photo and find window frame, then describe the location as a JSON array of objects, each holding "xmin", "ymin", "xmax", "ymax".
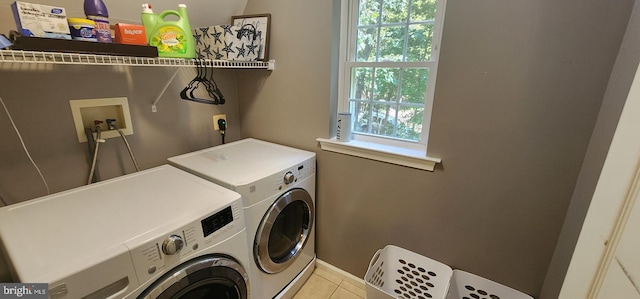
[
  {"xmin": 319, "ymin": 0, "xmax": 445, "ymax": 171},
  {"xmin": 342, "ymin": 0, "xmax": 446, "ymax": 148}
]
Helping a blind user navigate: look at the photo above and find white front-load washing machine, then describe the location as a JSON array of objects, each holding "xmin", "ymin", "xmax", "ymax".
[
  {"xmin": 0, "ymin": 165, "xmax": 252, "ymax": 299},
  {"xmin": 168, "ymin": 138, "xmax": 316, "ymax": 299}
]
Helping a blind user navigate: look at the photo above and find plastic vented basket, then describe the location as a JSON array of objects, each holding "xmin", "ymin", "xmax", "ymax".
[
  {"xmin": 446, "ymin": 270, "xmax": 533, "ymax": 299},
  {"xmin": 365, "ymin": 245, "xmax": 453, "ymax": 299}
]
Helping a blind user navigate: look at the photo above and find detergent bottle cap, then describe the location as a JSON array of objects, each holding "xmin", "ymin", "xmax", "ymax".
[
  {"xmin": 142, "ymin": 3, "xmax": 153, "ymax": 14},
  {"xmin": 84, "ymin": 0, "xmax": 109, "ymax": 17}
]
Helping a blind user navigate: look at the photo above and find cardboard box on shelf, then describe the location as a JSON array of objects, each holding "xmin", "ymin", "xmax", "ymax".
[
  {"xmin": 114, "ymin": 24, "xmax": 147, "ymax": 46},
  {"xmin": 11, "ymin": 1, "xmax": 71, "ymax": 39}
]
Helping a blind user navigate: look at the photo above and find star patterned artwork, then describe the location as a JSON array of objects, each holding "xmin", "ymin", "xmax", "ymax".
[
  {"xmin": 231, "ymin": 13, "xmax": 271, "ymax": 61},
  {"xmin": 192, "ymin": 20, "xmax": 266, "ymax": 61}
]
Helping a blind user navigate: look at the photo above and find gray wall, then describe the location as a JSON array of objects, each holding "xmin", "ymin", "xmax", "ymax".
[
  {"xmin": 238, "ymin": 0, "xmax": 634, "ymax": 297},
  {"xmin": 0, "ymin": 65, "xmax": 243, "ymax": 203},
  {"xmin": 540, "ymin": 0, "xmax": 640, "ymax": 297}
]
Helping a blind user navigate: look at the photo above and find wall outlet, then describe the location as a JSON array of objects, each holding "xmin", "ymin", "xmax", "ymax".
[{"xmin": 213, "ymin": 114, "xmax": 227, "ymax": 131}]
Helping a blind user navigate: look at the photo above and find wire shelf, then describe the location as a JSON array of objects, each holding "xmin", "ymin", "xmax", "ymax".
[{"xmin": 0, "ymin": 49, "xmax": 274, "ymax": 70}]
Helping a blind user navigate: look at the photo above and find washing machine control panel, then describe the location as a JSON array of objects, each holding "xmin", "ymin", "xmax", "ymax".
[
  {"xmin": 161, "ymin": 235, "xmax": 184, "ymax": 255},
  {"xmin": 127, "ymin": 201, "xmax": 243, "ymax": 285}
]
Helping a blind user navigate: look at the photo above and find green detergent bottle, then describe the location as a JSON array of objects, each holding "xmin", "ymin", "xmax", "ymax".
[{"xmin": 141, "ymin": 3, "xmax": 195, "ymax": 58}]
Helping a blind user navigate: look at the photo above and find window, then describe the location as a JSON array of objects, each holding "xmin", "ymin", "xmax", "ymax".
[
  {"xmin": 319, "ymin": 0, "xmax": 445, "ymax": 171},
  {"xmin": 345, "ymin": 0, "xmax": 445, "ymax": 145}
]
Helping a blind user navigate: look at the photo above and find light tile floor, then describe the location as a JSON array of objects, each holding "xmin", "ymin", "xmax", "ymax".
[{"xmin": 293, "ymin": 267, "xmax": 367, "ymax": 299}]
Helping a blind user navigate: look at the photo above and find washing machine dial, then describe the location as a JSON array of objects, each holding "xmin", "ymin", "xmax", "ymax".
[
  {"xmin": 284, "ymin": 171, "xmax": 295, "ymax": 184},
  {"xmin": 162, "ymin": 235, "xmax": 184, "ymax": 255}
]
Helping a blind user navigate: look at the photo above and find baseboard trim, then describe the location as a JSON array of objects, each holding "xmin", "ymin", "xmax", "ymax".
[{"xmin": 316, "ymin": 259, "xmax": 366, "ymax": 290}]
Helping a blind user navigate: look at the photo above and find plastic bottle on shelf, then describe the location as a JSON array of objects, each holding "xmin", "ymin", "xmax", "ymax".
[
  {"xmin": 141, "ymin": 3, "xmax": 153, "ymax": 42},
  {"xmin": 141, "ymin": 3, "xmax": 195, "ymax": 58},
  {"xmin": 84, "ymin": 0, "xmax": 112, "ymax": 43}
]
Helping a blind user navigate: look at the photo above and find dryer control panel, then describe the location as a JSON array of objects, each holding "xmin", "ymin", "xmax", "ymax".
[
  {"xmin": 237, "ymin": 156, "xmax": 316, "ymax": 206},
  {"xmin": 126, "ymin": 200, "xmax": 243, "ymax": 285},
  {"xmin": 283, "ymin": 157, "xmax": 316, "ymax": 185},
  {"xmin": 276, "ymin": 157, "xmax": 315, "ymax": 192}
]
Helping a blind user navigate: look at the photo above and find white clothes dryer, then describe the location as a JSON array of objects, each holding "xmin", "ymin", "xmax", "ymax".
[
  {"xmin": 0, "ymin": 165, "xmax": 252, "ymax": 299},
  {"xmin": 168, "ymin": 138, "xmax": 316, "ymax": 299}
]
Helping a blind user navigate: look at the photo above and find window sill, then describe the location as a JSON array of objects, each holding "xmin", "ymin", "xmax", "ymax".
[{"xmin": 316, "ymin": 138, "xmax": 441, "ymax": 171}]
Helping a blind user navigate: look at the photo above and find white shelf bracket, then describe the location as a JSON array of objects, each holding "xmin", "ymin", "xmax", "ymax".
[{"xmin": 151, "ymin": 68, "xmax": 181, "ymax": 112}]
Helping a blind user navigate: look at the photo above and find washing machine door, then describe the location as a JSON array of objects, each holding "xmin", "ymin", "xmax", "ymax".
[
  {"xmin": 255, "ymin": 188, "xmax": 314, "ymax": 274},
  {"xmin": 138, "ymin": 255, "xmax": 249, "ymax": 299}
]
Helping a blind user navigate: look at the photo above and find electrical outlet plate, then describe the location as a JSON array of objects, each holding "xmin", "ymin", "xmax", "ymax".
[
  {"xmin": 69, "ymin": 97, "xmax": 134, "ymax": 143},
  {"xmin": 213, "ymin": 114, "xmax": 227, "ymax": 131}
]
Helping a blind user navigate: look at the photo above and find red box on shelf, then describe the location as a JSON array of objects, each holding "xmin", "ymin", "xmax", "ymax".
[{"xmin": 114, "ymin": 24, "xmax": 147, "ymax": 46}]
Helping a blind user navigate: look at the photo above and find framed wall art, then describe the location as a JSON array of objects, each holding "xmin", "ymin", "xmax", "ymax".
[{"xmin": 231, "ymin": 13, "xmax": 271, "ymax": 61}]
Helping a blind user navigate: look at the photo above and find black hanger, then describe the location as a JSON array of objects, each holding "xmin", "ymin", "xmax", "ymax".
[{"xmin": 180, "ymin": 59, "xmax": 225, "ymax": 105}]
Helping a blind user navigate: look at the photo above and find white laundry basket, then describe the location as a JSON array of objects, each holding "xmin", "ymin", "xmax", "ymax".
[
  {"xmin": 446, "ymin": 270, "xmax": 533, "ymax": 299},
  {"xmin": 365, "ymin": 245, "xmax": 453, "ymax": 299}
]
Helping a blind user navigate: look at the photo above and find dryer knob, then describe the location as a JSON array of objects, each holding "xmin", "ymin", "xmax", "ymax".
[
  {"xmin": 284, "ymin": 172, "xmax": 295, "ymax": 184},
  {"xmin": 162, "ymin": 235, "xmax": 184, "ymax": 255}
]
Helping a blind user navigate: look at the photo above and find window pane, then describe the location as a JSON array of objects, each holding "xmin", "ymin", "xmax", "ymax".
[
  {"xmin": 356, "ymin": 27, "xmax": 378, "ymax": 62},
  {"xmin": 356, "ymin": 104, "xmax": 397, "ymax": 136},
  {"xmin": 379, "ymin": 26, "xmax": 405, "ymax": 62},
  {"xmin": 407, "ymin": 24, "xmax": 434, "ymax": 62},
  {"xmin": 352, "ymin": 101, "xmax": 372, "ymax": 134},
  {"xmin": 358, "ymin": 0, "xmax": 380, "ymax": 26},
  {"xmin": 352, "ymin": 98, "xmax": 423, "ymax": 140},
  {"xmin": 396, "ymin": 106, "xmax": 423, "ymax": 141},
  {"xmin": 382, "ymin": 0, "xmax": 409, "ymax": 24},
  {"xmin": 373, "ymin": 68, "xmax": 400, "ymax": 102},
  {"xmin": 350, "ymin": 67, "xmax": 374, "ymax": 100},
  {"xmin": 373, "ymin": 104, "xmax": 397, "ymax": 136},
  {"xmin": 410, "ymin": 0, "xmax": 437, "ymax": 21},
  {"xmin": 401, "ymin": 68, "xmax": 429, "ymax": 104}
]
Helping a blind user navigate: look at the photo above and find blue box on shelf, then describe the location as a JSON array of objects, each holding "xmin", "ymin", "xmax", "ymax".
[{"xmin": 11, "ymin": 1, "xmax": 71, "ymax": 39}]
